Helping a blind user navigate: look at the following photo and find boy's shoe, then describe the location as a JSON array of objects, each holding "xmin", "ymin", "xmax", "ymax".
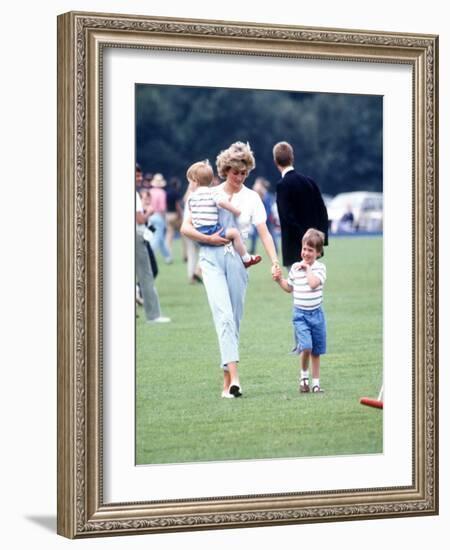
[
  {"xmin": 221, "ymin": 390, "xmax": 235, "ymax": 399},
  {"xmin": 312, "ymin": 385, "xmax": 324, "ymax": 393},
  {"xmin": 243, "ymin": 255, "xmax": 262, "ymax": 268},
  {"xmin": 299, "ymin": 379, "xmax": 310, "ymax": 393},
  {"xmin": 229, "ymin": 384, "xmax": 242, "ymax": 397}
]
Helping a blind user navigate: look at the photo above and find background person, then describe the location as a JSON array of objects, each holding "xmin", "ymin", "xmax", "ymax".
[
  {"xmin": 149, "ymin": 173, "xmax": 172, "ymax": 264},
  {"xmin": 182, "ymin": 182, "xmax": 203, "ymax": 284},
  {"xmin": 338, "ymin": 203, "xmax": 355, "ymax": 233},
  {"xmin": 136, "ymin": 188, "xmax": 170, "ymax": 324},
  {"xmin": 249, "ymin": 177, "xmax": 278, "ymax": 255},
  {"xmin": 164, "ymin": 176, "xmax": 184, "ymax": 259},
  {"xmin": 135, "ymin": 163, "xmax": 144, "ymax": 191},
  {"xmin": 141, "ymin": 172, "xmax": 153, "ymax": 190},
  {"xmin": 140, "ymin": 189, "xmax": 159, "ymax": 281},
  {"xmin": 273, "ymin": 141, "xmax": 328, "ymax": 268}
]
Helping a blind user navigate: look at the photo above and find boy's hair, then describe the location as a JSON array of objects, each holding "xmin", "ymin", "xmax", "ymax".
[
  {"xmin": 302, "ymin": 228, "xmax": 325, "ymax": 255},
  {"xmin": 186, "ymin": 161, "xmax": 214, "ymax": 187},
  {"xmin": 273, "ymin": 141, "xmax": 294, "ymax": 167},
  {"xmin": 216, "ymin": 141, "xmax": 256, "ymax": 179}
]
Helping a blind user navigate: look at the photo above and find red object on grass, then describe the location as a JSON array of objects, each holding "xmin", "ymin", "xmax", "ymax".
[{"xmin": 360, "ymin": 397, "xmax": 383, "ymax": 409}]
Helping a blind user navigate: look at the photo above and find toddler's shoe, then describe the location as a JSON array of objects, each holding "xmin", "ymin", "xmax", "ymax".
[
  {"xmin": 221, "ymin": 390, "xmax": 235, "ymax": 399},
  {"xmin": 299, "ymin": 379, "xmax": 310, "ymax": 393},
  {"xmin": 312, "ymin": 385, "xmax": 324, "ymax": 393},
  {"xmin": 243, "ymin": 255, "xmax": 262, "ymax": 268}
]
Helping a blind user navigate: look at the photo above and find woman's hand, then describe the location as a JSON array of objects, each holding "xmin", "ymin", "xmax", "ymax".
[
  {"xmin": 271, "ymin": 263, "xmax": 282, "ymax": 280},
  {"xmin": 255, "ymin": 222, "xmax": 281, "ymax": 278},
  {"xmin": 181, "ymin": 216, "xmax": 229, "ymax": 246},
  {"xmin": 208, "ymin": 230, "xmax": 230, "ymax": 246}
]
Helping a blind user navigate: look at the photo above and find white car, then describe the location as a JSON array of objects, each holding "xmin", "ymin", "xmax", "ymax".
[
  {"xmin": 322, "ymin": 193, "xmax": 333, "ymax": 208},
  {"xmin": 327, "ymin": 191, "xmax": 383, "ymax": 233}
]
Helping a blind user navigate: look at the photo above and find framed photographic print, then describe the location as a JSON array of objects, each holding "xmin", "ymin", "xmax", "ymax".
[{"xmin": 57, "ymin": 11, "xmax": 438, "ymax": 538}]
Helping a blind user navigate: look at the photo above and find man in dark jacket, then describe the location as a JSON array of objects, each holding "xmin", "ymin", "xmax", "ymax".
[{"xmin": 273, "ymin": 141, "xmax": 329, "ymax": 267}]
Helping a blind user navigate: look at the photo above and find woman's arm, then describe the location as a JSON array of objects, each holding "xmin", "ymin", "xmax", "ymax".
[
  {"xmin": 180, "ymin": 215, "xmax": 230, "ymax": 246},
  {"xmin": 255, "ymin": 222, "xmax": 281, "ymax": 275}
]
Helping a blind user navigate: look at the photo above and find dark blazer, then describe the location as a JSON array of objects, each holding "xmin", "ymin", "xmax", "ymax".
[{"xmin": 276, "ymin": 169, "xmax": 329, "ymax": 267}]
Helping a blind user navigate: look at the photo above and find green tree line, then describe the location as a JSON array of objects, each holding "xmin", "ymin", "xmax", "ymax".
[{"xmin": 136, "ymin": 84, "xmax": 382, "ymax": 196}]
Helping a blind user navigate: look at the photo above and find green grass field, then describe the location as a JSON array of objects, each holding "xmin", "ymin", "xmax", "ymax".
[{"xmin": 136, "ymin": 236, "xmax": 383, "ymax": 465}]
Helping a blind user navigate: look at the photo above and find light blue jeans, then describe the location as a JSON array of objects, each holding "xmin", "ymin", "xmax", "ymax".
[
  {"xmin": 293, "ymin": 306, "xmax": 327, "ymax": 355},
  {"xmin": 135, "ymin": 232, "xmax": 161, "ymax": 321},
  {"xmin": 199, "ymin": 245, "xmax": 249, "ymax": 369},
  {"xmin": 149, "ymin": 213, "xmax": 172, "ymax": 262}
]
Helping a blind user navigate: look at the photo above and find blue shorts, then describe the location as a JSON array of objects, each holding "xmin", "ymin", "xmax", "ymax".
[
  {"xmin": 197, "ymin": 224, "xmax": 226, "ymax": 245},
  {"xmin": 293, "ymin": 306, "xmax": 326, "ymax": 355}
]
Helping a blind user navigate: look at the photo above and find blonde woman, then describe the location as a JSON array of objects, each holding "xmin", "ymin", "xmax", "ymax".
[{"xmin": 181, "ymin": 142, "xmax": 280, "ymax": 398}]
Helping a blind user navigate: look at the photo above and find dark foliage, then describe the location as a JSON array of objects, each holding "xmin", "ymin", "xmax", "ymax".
[{"xmin": 136, "ymin": 84, "xmax": 382, "ymax": 196}]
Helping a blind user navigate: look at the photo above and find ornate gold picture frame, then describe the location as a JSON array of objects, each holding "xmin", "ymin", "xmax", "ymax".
[{"xmin": 57, "ymin": 11, "xmax": 438, "ymax": 538}]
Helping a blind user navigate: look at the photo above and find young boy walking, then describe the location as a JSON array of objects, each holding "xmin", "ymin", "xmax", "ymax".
[{"xmin": 273, "ymin": 228, "xmax": 327, "ymax": 393}]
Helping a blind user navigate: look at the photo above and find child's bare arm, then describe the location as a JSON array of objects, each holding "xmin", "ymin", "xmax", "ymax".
[
  {"xmin": 306, "ymin": 273, "xmax": 321, "ymax": 289},
  {"xmin": 298, "ymin": 262, "xmax": 321, "ymax": 289},
  {"xmin": 273, "ymin": 273, "xmax": 293, "ymax": 294},
  {"xmin": 217, "ymin": 199, "xmax": 241, "ymax": 217}
]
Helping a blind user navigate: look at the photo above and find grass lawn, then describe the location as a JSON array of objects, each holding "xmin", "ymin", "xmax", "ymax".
[{"xmin": 136, "ymin": 235, "xmax": 383, "ymax": 465}]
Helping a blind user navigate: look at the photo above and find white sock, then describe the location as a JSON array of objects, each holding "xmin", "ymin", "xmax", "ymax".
[
  {"xmin": 312, "ymin": 378, "xmax": 320, "ymax": 388},
  {"xmin": 301, "ymin": 370, "xmax": 309, "ymax": 380},
  {"xmin": 242, "ymin": 253, "xmax": 251, "ymax": 262}
]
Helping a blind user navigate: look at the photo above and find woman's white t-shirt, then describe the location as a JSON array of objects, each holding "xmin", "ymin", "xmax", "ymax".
[{"xmin": 215, "ymin": 182, "xmax": 267, "ymax": 239}]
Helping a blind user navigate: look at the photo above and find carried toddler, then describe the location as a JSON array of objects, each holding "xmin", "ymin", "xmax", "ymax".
[{"xmin": 186, "ymin": 161, "xmax": 261, "ymax": 268}]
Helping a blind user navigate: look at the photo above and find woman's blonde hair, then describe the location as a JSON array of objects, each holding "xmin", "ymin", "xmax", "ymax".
[{"xmin": 216, "ymin": 141, "xmax": 256, "ymax": 179}]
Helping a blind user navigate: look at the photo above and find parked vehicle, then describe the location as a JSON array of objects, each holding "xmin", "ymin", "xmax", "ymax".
[
  {"xmin": 327, "ymin": 191, "xmax": 383, "ymax": 233},
  {"xmin": 322, "ymin": 193, "xmax": 333, "ymax": 209}
]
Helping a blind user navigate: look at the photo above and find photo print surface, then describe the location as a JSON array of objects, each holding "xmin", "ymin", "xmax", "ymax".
[{"xmin": 135, "ymin": 83, "xmax": 383, "ymax": 466}]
